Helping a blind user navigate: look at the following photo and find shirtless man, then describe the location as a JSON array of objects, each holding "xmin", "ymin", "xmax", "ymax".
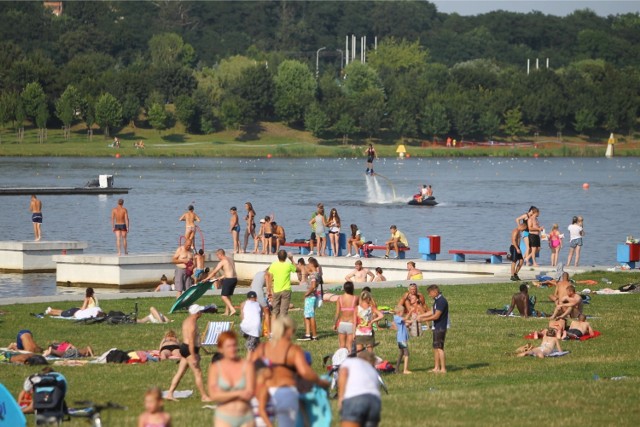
[
  {"xmin": 549, "ymin": 272, "xmax": 571, "ymax": 302},
  {"xmin": 510, "ymin": 222, "xmax": 526, "ymax": 281},
  {"xmin": 426, "ymin": 185, "xmax": 433, "ymax": 197},
  {"xmin": 172, "ymin": 239, "xmax": 194, "ymax": 297},
  {"xmin": 566, "ymin": 314, "xmax": 594, "ymax": 339},
  {"xmin": 179, "ymin": 205, "xmax": 200, "ymax": 242},
  {"xmin": 166, "ymin": 304, "xmax": 211, "ymax": 402},
  {"xmin": 111, "ymin": 198, "xmax": 130, "ymax": 256},
  {"xmin": 204, "ymin": 249, "xmax": 238, "ymax": 316},
  {"xmin": 30, "ymin": 195, "xmax": 43, "ymax": 241},
  {"xmin": 194, "ymin": 249, "xmax": 205, "ymax": 282},
  {"xmin": 504, "ymin": 284, "xmax": 532, "ymax": 317},
  {"xmin": 526, "ymin": 208, "xmax": 543, "ymax": 267},
  {"xmin": 345, "ymin": 260, "xmax": 374, "ymax": 283},
  {"xmin": 229, "ymin": 207, "xmax": 241, "ymax": 254},
  {"xmin": 272, "ymin": 221, "xmax": 286, "ymax": 252},
  {"xmin": 551, "ymin": 285, "xmax": 583, "ymax": 319}
]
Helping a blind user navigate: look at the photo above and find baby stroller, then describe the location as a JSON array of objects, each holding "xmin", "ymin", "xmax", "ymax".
[
  {"xmin": 33, "ymin": 372, "xmax": 68, "ymax": 426},
  {"xmin": 322, "ymin": 347, "xmax": 389, "ymax": 399}
]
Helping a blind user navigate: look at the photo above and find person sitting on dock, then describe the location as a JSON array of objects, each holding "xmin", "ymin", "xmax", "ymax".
[
  {"xmin": 345, "ymin": 260, "xmax": 374, "ymax": 283},
  {"xmin": 406, "ymin": 261, "xmax": 423, "ymax": 280},
  {"xmin": 384, "ymin": 225, "xmax": 408, "ymax": 259},
  {"xmin": 272, "ymin": 221, "xmax": 286, "ymax": 253}
]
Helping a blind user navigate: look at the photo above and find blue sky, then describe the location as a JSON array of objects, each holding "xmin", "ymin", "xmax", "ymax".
[{"xmin": 431, "ymin": 1, "xmax": 640, "ymax": 16}]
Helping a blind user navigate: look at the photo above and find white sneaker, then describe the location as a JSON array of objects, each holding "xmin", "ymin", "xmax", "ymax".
[
  {"xmin": 45, "ymin": 307, "xmax": 52, "ymax": 315},
  {"xmin": 345, "ymin": 253, "xmax": 352, "ymax": 257},
  {"xmin": 354, "ymin": 254, "xmax": 360, "ymax": 258}
]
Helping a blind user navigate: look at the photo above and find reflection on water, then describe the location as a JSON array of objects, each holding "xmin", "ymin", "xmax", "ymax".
[{"xmin": 1, "ymin": 156, "xmax": 639, "ymax": 298}]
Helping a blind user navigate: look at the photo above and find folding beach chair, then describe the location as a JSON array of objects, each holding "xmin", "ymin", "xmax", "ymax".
[{"xmin": 201, "ymin": 321, "xmax": 234, "ymax": 352}]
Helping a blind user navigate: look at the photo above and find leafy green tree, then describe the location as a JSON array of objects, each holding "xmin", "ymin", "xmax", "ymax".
[
  {"xmin": 274, "ymin": 60, "xmax": 315, "ymax": 125},
  {"xmin": 35, "ymin": 102, "xmax": 48, "ymax": 143},
  {"xmin": 175, "ymin": 95, "xmax": 198, "ymax": 133},
  {"xmin": 20, "ymin": 82, "xmax": 46, "ymax": 122},
  {"xmin": 334, "ymin": 114, "xmax": 356, "ymax": 145},
  {"xmin": 151, "ymin": 64, "xmax": 197, "ymax": 104},
  {"xmin": 356, "ymin": 89, "xmax": 385, "ymax": 137},
  {"xmin": 219, "ymin": 97, "xmax": 248, "ymax": 130},
  {"xmin": 304, "ymin": 103, "xmax": 329, "ymax": 137},
  {"xmin": 230, "ymin": 64, "xmax": 274, "ymax": 121},
  {"xmin": 420, "ymin": 103, "xmax": 450, "ymax": 140},
  {"xmin": 120, "ymin": 94, "xmax": 141, "ymax": 129},
  {"xmin": 478, "ymin": 111, "xmax": 501, "ymax": 140},
  {"xmin": 342, "ymin": 62, "xmax": 384, "ymax": 96},
  {"xmin": 148, "ymin": 33, "xmax": 185, "ymax": 66},
  {"xmin": 148, "ymin": 103, "xmax": 169, "ymax": 133},
  {"xmin": 94, "ymin": 93, "xmax": 122, "ymax": 137},
  {"xmin": 503, "ymin": 107, "xmax": 526, "ymax": 139},
  {"xmin": 573, "ymin": 109, "xmax": 597, "ymax": 135},
  {"xmin": 0, "ymin": 92, "xmax": 17, "ymax": 134},
  {"xmin": 391, "ymin": 108, "xmax": 417, "ymax": 140},
  {"xmin": 451, "ymin": 104, "xmax": 477, "ymax": 139},
  {"xmin": 56, "ymin": 85, "xmax": 83, "ymax": 139}
]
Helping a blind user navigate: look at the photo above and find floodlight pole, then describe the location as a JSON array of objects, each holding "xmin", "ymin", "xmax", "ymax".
[{"xmin": 316, "ymin": 47, "xmax": 326, "ymax": 79}]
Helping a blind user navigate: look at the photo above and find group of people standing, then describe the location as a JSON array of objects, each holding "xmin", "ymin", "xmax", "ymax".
[{"xmin": 509, "ymin": 206, "xmax": 585, "ymax": 281}]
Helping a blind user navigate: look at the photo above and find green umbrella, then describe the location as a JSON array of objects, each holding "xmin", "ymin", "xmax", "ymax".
[{"xmin": 169, "ymin": 281, "xmax": 213, "ymax": 313}]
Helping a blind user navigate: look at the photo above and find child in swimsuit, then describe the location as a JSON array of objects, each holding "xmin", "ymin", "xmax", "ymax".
[
  {"xmin": 262, "ymin": 216, "xmax": 273, "ymax": 255},
  {"xmin": 138, "ymin": 387, "xmax": 171, "ymax": 427},
  {"xmin": 548, "ymin": 224, "xmax": 563, "ymax": 267}
]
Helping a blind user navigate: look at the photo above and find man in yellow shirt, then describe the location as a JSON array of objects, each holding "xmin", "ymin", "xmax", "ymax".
[
  {"xmin": 266, "ymin": 250, "xmax": 300, "ymax": 319},
  {"xmin": 385, "ymin": 225, "xmax": 408, "ymax": 259}
]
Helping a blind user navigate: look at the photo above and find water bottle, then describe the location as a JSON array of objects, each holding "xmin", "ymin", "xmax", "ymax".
[{"xmin": 601, "ymin": 278, "xmax": 612, "ymax": 285}]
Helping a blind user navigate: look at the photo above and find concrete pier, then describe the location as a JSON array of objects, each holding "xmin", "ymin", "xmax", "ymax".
[
  {"xmin": 0, "ymin": 241, "xmax": 87, "ymax": 272},
  {"xmin": 53, "ymin": 252, "xmax": 220, "ymax": 288}
]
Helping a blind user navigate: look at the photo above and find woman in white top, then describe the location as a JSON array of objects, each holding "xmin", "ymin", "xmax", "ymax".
[
  {"xmin": 566, "ymin": 216, "xmax": 584, "ymax": 267},
  {"xmin": 338, "ymin": 350, "xmax": 381, "ymax": 427},
  {"xmin": 346, "ymin": 224, "xmax": 365, "ymax": 258},
  {"xmin": 327, "ymin": 208, "xmax": 342, "ymax": 257}
]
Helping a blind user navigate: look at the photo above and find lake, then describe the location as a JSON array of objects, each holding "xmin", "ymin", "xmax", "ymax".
[{"xmin": 1, "ymin": 156, "xmax": 638, "ymax": 298}]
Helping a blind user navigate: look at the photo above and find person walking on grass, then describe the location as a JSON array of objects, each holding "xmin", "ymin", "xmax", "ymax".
[
  {"xmin": 510, "ymin": 222, "xmax": 526, "ymax": 281},
  {"xmin": 418, "ymin": 285, "xmax": 449, "ymax": 374},
  {"xmin": 299, "ymin": 257, "xmax": 322, "ymax": 341},
  {"xmin": 166, "ymin": 304, "xmax": 211, "ymax": 402},
  {"xmin": 203, "ymin": 249, "xmax": 238, "ymax": 316},
  {"xmin": 30, "ymin": 195, "xmax": 43, "ymax": 241},
  {"xmin": 266, "ymin": 250, "xmax": 299, "ymax": 319},
  {"xmin": 391, "ymin": 305, "xmax": 412, "ymax": 374}
]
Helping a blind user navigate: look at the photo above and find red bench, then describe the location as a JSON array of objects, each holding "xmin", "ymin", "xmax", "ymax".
[
  {"xmin": 449, "ymin": 249, "xmax": 507, "ymax": 264},
  {"xmin": 363, "ymin": 244, "xmax": 410, "ymax": 259}
]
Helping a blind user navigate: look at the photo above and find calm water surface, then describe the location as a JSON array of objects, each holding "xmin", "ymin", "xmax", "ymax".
[{"xmin": 1, "ymin": 156, "xmax": 639, "ymax": 298}]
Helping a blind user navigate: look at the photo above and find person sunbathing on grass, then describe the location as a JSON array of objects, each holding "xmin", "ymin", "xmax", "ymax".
[
  {"xmin": 532, "ymin": 318, "xmax": 566, "ymax": 340},
  {"xmin": 566, "ymin": 314, "xmax": 594, "ymax": 339},
  {"xmin": 551, "ymin": 285, "xmax": 583, "ymax": 319},
  {"xmin": 43, "ymin": 342, "xmax": 94, "ymax": 358},
  {"xmin": 517, "ymin": 328, "xmax": 562, "ymax": 358},
  {"xmin": 137, "ymin": 307, "xmax": 171, "ymax": 324}
]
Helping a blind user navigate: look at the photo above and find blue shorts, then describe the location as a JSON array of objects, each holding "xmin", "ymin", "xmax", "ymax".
[
  {"xmin": 114, "ymin": 224, "xmax": 127, "ymax": 231},
  {"xmin": 570, "ymin": 238, "xmax": 583, "ymax": 248},
  {"xmin": 340, "ymin": 394, "xmax": 381, "ymax": 427},
  {"xmin": 16, "ymin": 330, "xmax": 31, "ymax": 350},
  {"xmin": 304, "ymin": 296, "xmax": 317, "ymax": 318},
  {"xmin": 32, "ymin": 213, "xmax": 43, "ymax": 223},
  {"xmin": 232, "ymin": 225, "xmax": 240, "ymax": 233}
]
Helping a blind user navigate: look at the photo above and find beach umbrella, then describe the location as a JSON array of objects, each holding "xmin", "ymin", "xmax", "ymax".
[
  {"xmin": 169, "ymin": 281, "xmax": 212, "ymax": 313},
  {"xmin": 396, "ymin": 144, "xmax": 407, "ymax": 159}
]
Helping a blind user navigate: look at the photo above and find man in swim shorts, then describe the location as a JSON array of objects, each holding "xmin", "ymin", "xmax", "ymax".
[
  {"xmin": 566, "ymin": 314, "xmax": 594, "ymax": 339},
  {"xmin": 526, "ymin": 207, "xmax": 543, "ymax": 267},
  {"xmin": 166, "ymin": 304, "xmax": 211, "ymax": 402},
  {"xmin": 111, "ymin": 198, "xmax": 129, "ymax": 256},
  {"xmin": 172, "ymin": 239, "xmax": 194, "ymax": 297},
  {"xmin": 30, "ymin": 195, "xmax": 43, "ymax": 241},
  {"xmin": 203, "ymin": 249, "xmax": 238, "ymax": 316},
  {"xmin": 510, "ymin": 222, "xmax": 526, "ymax": 281},
  {"xmin": 179, "ymin": 205, "xmax": 200, "ymax": 242}
]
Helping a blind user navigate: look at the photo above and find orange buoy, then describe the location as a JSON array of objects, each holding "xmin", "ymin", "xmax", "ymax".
[
  {"xmin": 267, "ymin": 154, "xmax": 272, "ymax": 159},
  {"xmin": 406, "ymin": 154, "xmax": 411, "ymax": 158},
  {"xmin": 533, "ymin": 153, "xmax": 539, "ymax": 158},
  {"xmin": 582, "ymin": 183, "xmax": 590, "ymax": 189},
  {"xmin": 115, "ymin": 153, "xmax": 121, "ymax": 159}
]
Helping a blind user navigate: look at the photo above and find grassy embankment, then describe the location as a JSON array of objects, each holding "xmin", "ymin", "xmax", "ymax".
[
  {"xmin": 1, "ymin": 271, "xmax": 639, "ymax": 426},
  {"xmin": 1, "ymin": 122, "xmax": 639, "ymax": 158}
]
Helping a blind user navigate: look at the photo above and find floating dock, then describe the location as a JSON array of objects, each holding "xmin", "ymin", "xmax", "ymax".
[
  {"xmin": 0, "ymin": 187, "xmax": 130, "ymax": 196},
  {"xmin": 0, "ymin": 241, "xmax": 88, "ymax": 272}
]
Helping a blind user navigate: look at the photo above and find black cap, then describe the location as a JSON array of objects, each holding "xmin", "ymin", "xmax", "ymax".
[{"xmin": 247, "ymin": 291, "xmax": 257, "ymax": 298}]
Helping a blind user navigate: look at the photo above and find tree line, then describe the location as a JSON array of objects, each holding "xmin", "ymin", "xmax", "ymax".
[{"xmin": 0, "ymin": 1, "xmax": 638, "ymax": 142}]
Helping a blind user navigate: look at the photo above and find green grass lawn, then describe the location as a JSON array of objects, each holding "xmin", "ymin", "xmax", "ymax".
[
  {"xmin": 1, "ymin": 123, "xmax": 639, "ymax": 158},
  {"xmin": 1, "ymin": 272, "xmax": 639, "ymax": 426}
]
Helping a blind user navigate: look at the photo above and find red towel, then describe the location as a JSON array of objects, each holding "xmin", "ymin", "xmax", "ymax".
[{"xmin": 579, "ymin": 330, "xmax": 601, "ymax": 341}]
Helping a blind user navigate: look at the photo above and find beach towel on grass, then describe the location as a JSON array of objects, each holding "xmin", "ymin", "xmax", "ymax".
[
  {"xmin": 163, "ymin": 390, "xmax": 192, "ymax": 399},
  {"xmin": 545, "ymin": 350, "xmax": 570, "ymax": 357},
  {"xmin": 576, "ymin": 330, "xmax": 601, "ymax": 341}
]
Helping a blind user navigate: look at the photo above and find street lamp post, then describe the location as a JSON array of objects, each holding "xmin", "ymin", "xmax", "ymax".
[{"xmin": 316, "ymin": 46, "xmax": 326, "ymax": 79}]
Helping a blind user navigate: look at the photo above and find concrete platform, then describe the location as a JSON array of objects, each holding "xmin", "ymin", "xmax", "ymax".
[
  {"xmin": 53, "ymin": 252, "xmax": 220, "ymax": 289},
  {"xmin": 233, "ymin": 253, "xmax": 513, "ymax": 284},
  {"xmin": 0, "ymin": 241, "xmax": 88, "ymax": 272}
]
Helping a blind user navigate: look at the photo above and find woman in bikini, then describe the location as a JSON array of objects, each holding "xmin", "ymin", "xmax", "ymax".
[
  {"xmin": 327, "ymin": 208, "xmax": 341, "ymax": 257},
  {"xmin": 251, "ymin": 317, "xmax": 328, "ymax": 427},
  {"xmin": 243, "ymin": 202, "xmax": 256, "ymax": 254},
  {"xmin": 548, "ymin": 223, "xmax": 563, "ymax": 267},
  {"xmin": 159, "ymin": 330, "xmax": 181, "ymax": 360},
  {"xmin": 208, "ymin": 330, "xmax": 255, "ymax": 427},
  {"xmin": 406, "ymin": 261, "xmax": 423, "ymax": 280},
  {"xmin": 517, "ymin": 328, "xmax": 562, "ymax": 358},
  {"xmin": 333, "ymin": 281, "xmax": 358, "ymax": 351}
]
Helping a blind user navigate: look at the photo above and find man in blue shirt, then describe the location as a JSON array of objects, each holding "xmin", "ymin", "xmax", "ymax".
[{"xmin": 418, "ymin": 285, "xmax": 449, "ymax": 373}]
